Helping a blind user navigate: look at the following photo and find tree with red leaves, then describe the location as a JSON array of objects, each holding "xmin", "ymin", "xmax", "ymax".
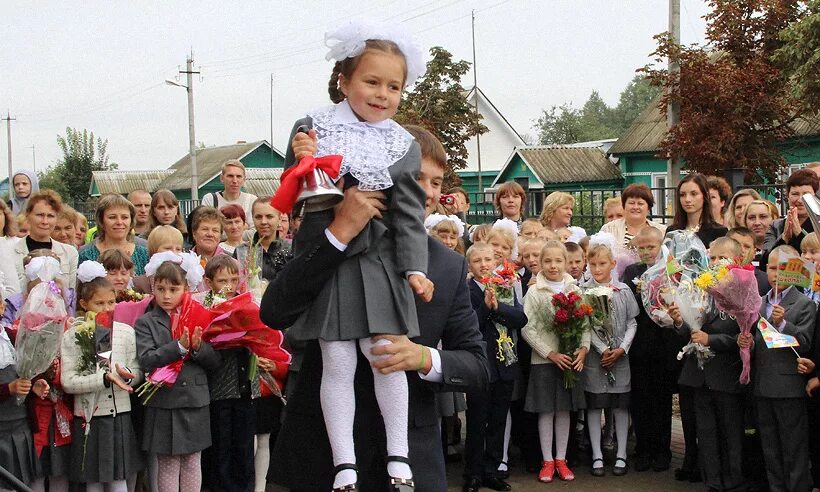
[{"xmin": 640, "ymin": 0, "xmax": 810, "ymax": 183}]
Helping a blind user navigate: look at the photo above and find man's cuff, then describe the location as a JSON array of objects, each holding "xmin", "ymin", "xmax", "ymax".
[
  {"xmin": 325, "ymin": 229, "xmax": 348, "ymax": 252},
  {"xmin": 777, "ymin": 320, "xmax": 786, "ymax": 331},
  {"xmin": 418, "ymin": 348, "xmax": 443, "ymax": 382},
  {"xmin": 406, "ymin": 271, "xmax": 426, "ymax": 279},
  {"xmin": 178, "ymin": 342, "xmax": 188, "ymax": 355}
]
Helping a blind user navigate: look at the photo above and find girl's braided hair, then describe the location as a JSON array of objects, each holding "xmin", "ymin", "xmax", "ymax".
[{"xmin": 327, "ymin": 39, "xmax": 406, "ymax": 104}]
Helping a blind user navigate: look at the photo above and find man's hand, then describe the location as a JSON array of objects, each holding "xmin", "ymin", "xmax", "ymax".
[
  {"xmin": 807, "ymin": 377, "xmax": 820, "ymax": 397},
  {"xmin": 292, "ymin": 129, "xmax": 317, "ymax": 161},
  {"xmin": 369, "ymin": 335, "xmax": 432, "ymax": 375},
  {"xmin": 798, "ymin": 357, "xmax": 816, "ymax": 375},
  {"xmin": 409, "ymin": 275, "xmax": 434, "ymax": 303},
  {"xmin": 327, "ymin": 185, "xmax": 387, "ymax": 245}
]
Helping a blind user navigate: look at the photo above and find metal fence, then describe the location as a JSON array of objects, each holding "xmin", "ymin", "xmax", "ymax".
[{"xmin": 466, "ymin": 183, "xmax": 787, "ymax": 231}]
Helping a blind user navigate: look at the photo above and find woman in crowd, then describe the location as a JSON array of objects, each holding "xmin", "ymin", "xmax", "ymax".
[
  {"xmin": 78, "ymin": 194, "xmax": 149, "ymax": 275},
  {"xmin": 599, "ymin": 184, "xmax": 666, "ymax": 247},
  {"xmin": 51, "ymin": 206, "xmax": 78, "ymax": 247},
  {"xmin": 539, "ymin": 191, "xmax": 586, "ymax": 242},
  {"xmin": 188, "ymin": 206, "xmax": 226, "ymax": 264},
  {"xmin": 143, "ymin": 189, "xmax": 187, "ymax": 241},
  {"xmin": 724, "ymin": 188, "xmax": 761, "ymax": 229},
  {"xmin": 706, "ymin": 176, "xmax": 731, "ymax": 226},
  {"xmin": 743, "ymin": 199, "xmax": 779, "ymax": 266},
  {"xmin": 235, "ymin": 197, "xmax": 291, "ymax": 282},
  {"xmin": 219, "ymin": 204, "xmax": 247, "ymax": 255},
  {"xmin": 494, "ymin": 181, "xmax": 527, "ymax": 230},
  {"xmin": 8, "ymin": 169, "xmax": 39, "ymax": 216},
  {"xmin": 761, "ymin": 168, "xmax": 819, "ymax": 269},
  {"xmin": 12, "ymin": 189, "xmax": 78, "ymax": 291},
  {"xmin": 667, "ymin": 173, "xmax": 728, "ymax": 247}
]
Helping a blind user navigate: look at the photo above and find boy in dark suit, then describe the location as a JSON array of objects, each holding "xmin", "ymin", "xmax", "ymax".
[
  {"xmin": 739, "ymin": 244, "xmax": 815, "ymax": 492},
  {"xmin": 463, "ymin": 242, "xmax": 527, "ymax": 492}
]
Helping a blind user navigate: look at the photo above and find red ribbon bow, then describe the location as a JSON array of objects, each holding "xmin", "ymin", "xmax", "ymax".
[{"xmin": 271, "ymin": 155, "xmax": 343, "ymax": 214}]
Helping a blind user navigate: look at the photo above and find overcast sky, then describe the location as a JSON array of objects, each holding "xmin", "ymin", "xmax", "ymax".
[{"xmin": 1, "ymin": 0, "xmax": 710, "ymax": 177}]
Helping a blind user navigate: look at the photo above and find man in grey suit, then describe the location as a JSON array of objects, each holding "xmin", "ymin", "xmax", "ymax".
[
  {"xmin": 740, "ymin": 244, "xmax": 816, "ymax": 492},
  {"xmin": 261, "ymin": 126, "xmax": 489, "ymax": 491}
]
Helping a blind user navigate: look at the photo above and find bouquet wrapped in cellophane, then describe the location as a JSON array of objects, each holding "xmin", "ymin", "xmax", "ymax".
[
  {"xmin": 14, "ymin": 278, "xmax": 68, "ymax": 405},
  {"xmin": 584, "ymin": 285, "xmax": 616, "ymax": 385},
  {"xmin": 479, "ymin": 259, "xmax": 520, "ymax": 367}
]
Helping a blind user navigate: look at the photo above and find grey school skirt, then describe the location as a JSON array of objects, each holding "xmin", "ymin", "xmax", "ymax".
[
  {"xmin": 142, "ymin": 406, "xmax": 211, "ymax": 456},
  {"xmin": 70, "ymin": 413, "xmax": 145, "ymax": 483},
  {"xmin": 0, "ymin": 417, "xmax": 39, "ymax": 488},
  {"xmin": 524, "ymin": 364, "xmax": 586, "ymax": 414}
]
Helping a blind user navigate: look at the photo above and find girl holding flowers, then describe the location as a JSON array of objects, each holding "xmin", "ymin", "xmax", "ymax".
[
  {"xmin": 581, "ymin": 236, "xmax": 638, "ymax": 477},
  {"xmin": 61, "ymin": 260, "xmax": 144, "ymax": 491},
  {"xmin": 522, "ymin": 240, "xmax": 590, "ymax": 483}
]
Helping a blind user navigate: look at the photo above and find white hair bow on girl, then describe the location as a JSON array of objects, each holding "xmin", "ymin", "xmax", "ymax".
[
  {"xmin": 25, "ymin": 256, "xmax": 61, "ymax": 283},
  {"xmin": 77, "ymin": 261, "xmax": 107, "ymax": 283},
  {"xmin": 588, "ymin": 232, "xmax": 617, "ymax": 252},
  {"xmin": 143, "ymin": 251, "xmax": 204, "ymax": 290},
  {"xmin": 493, "ymin": 218, "xmax": 520, "ymax": 260},
  {"xmin": 324, "ymin": 19, "xmax": 427, "ymax": 87},
  {"xmin": 424, "ymin": 213, "xmax": 465, "ymax": 238}
]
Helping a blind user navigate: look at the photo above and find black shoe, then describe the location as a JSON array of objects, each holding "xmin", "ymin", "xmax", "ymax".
[
  {"xmin": 674, "ymin": 467, "xmax": 691, "ymax": 481},
  {"xmin": 496, "ymin": 462, "xmax": 510, "ymax": 480},
  {"xmin": 482, "ymin": 476, "xmax": 512, "ymax": 491},
  {"xmin": 590, "ymin": 458, "xmax": 605, "ymax": 477},
  {"xmin": 332, "ymin": 463, "xmax": 359, "ymax": 491},
  {"xmin": 688, "ymin": 469, "xmax": 702, "ymax": 483},
  {"xmin": 613, "ymin": 458, "xmax": 628, "ymax": 476},
  {"xmin": 651, "ymin": 455, "xmax": 670, "ymax": 472},
  {"xmin": 462, "ymin": 476, "xmax": 481, "ymax": 492},
  {"xmin": 634, "ymin": 455, "xmax": 651, "ymax": 472},
  {"xmin": 386, "ymin": 456, "xmax": 414, "ymax": 491}
]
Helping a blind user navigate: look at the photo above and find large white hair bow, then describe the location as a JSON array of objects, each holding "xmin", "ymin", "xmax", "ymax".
[
  {"xmin": 588, "ymin": 232, "xmax": 617, "ymax": 252},
  {"xmin": 325, "ymin": 19, "xmax": 427, "ymax": 87},
  {"xmin": 424, "ymin": 213, "xmax": 465, "ymax": 238},
  {"xmin": 492, "ymin": 218, "xmax": 520, "ymax": 260},
  {"xmin": 24, "ymin": 256, "xmax": 61, "ymax": 282},
  {"xmin": 144, "ymin": 251, "xmax": 204, "ymax": 290},
  {"xmin": 77, "ymin": 261, "xmax": 107, "ymax": 283}
]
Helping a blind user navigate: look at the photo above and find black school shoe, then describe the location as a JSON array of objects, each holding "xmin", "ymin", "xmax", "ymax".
[
  {"xmin": 482, "ymin": 476, "xmax": 512, "ymax": 491},
  {"xmin": 651, "ymin": 454, "xmax": 671, "ymax": 472},
  {"xmin": 634, "ymin": 455, "xmax": 652, "ymax": 472},
  {"xmin": 462, "ymin": 476, "xmax": 481, "ymax": 492}
]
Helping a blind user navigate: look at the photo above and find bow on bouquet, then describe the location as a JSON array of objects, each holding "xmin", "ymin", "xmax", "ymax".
[
  {"xmin": 694, "ymin": 259, "xmax": 761, "ymax": 383},
  {"xmin": 138, "ymin": 292, "xmax": 291, "ymax": 403},
  {"xmin": 584, "ymin": 285, "xmax": 617, "ymax": 386},
  {"xmin": 479, "ymin": 259, "xmax": 520, "ymax": 366},
  {"xmin": 534, "ymin": 291, "xmax": 593, "ymax": 389},
  {"xmin": 14, "ymin": 281, "xmax": 68, "ymax": 405}
]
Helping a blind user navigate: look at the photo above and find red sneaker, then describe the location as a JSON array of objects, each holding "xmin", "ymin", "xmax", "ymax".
[
  {"xmin": 555, "ymin": 459, "xmax": 575, "ymax": 481},
  {"xmin": 538, "ymin": 461, "xmax": 555, "ymax": 483}
]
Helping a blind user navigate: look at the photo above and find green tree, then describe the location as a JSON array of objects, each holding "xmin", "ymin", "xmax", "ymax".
[
  {"xmin": 46, "ymin": 128, "xmax": 116, "ymax": 202},
  {"xmin": 772, "ymin": 0, "xmax": 820, "ymax": 116},
  {"xmin": 395, "ymin": 46, "xmax": 488, "ymax": 186},
  {"xmin": 535, "ymin": 103, "xmax": 583, "ymax": 144},
  {"xmin": 612, "ymin": 75, "xmax": 662, "ymax": 132}
]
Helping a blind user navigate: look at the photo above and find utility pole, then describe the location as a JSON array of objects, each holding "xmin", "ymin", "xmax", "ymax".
[
  {"xmin": 182, "ymin": 54, "xmax": 200, "ymax": 201},
  {"xmin": 31, "ymin": 145, "xmax": 35, "ymax": 172},
  {"xmin": 270, "ymin": 73, "xmax": 275, "ymax": 166},
  {"xmin": 666, "ymin": 0, "xmax": 681, "ymax": 190},
  {"xmin": 2, "ymin": 113, "xmax": 14, "ymax": 182},
  {"xmin": 471, "ymin": 9, "xmax": 483, "ymax": 196}
]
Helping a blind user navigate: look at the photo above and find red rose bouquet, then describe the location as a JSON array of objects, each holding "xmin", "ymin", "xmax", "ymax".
[
  {"xmin": 546, "ymin": 291, "xmax": 593, "ymax": 388},
  {"xmin": 479, "ymin": 259, "xmax": 521, "ymax": 366}
]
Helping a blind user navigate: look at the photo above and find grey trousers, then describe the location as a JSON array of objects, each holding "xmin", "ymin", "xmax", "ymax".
[
  {"xmin": 694, "ymin": 387, "xmax": 746, "ymax": 491},
  {"xmin": 756, "ymin": 397, "xmax": 811, "ymax": 492}
]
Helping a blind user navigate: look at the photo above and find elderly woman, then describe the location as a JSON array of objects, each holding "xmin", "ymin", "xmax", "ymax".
[
  {"xmin": 234, "ymin": 197, "xmax": 291, "ymax": 282},
  {"xmin": 78, "ymin": 194, "xmax": 149, "ymax": 275},
  {"xmin": 8, "ymin": 169, "xmax": 39, "ymax": 215},
  {"xmin": 142, "ymin": 189, "xmax": 188, "ymax": 240},
  {"xmin": 189, "ymin": 206, "xmax": 227, "ymax": 263},
  {"xmin": 52, "ymin": 205, "xmax": 78, "ymax": 247},
  {"xmin": 11, "ymin": 190, "xmax": 78, "ymax": 292},
  {"xmin": 539, "ymin": 191, "xmax": 586, "ymax": 242},
  {"xmin": 743, "ymin": 199, "xmax": 779, "ymax": 266},
  {"xmin": 494, "ymin": 181, "xmax": 526, "ymax": 229},
  {"xmin": 724, "ymin": 189, "xmax": 761, "ymax": 229},
  {"xmin": 600, "ymin": 184, "xmax": 666, "ymax": 247},
  {"xmin": 762, "ymin": 169, "xmax": 819, "ymax": 269}
]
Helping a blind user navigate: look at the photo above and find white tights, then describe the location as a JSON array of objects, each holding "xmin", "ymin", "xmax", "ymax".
[
  {"xmin": 320, "ymin": 338, "xmax": 412, "ymax": 488},
  {"xmin": 587, "ymin": 407, "xmax": 629, "ymax": 465},
  {"xmin": 30, "ymin": 476, "xmax": 68, "ymax": 492},
  {"xmin": 85, "ymin": 480, "xmax": 127, "ymax": 492},
  {"xmin": 538, "ymin": 411, "xmax": 570, "ymax": 461},
  {"xmin": 254, "ymin": 433, "xmax": 270, "ymax": 492}
]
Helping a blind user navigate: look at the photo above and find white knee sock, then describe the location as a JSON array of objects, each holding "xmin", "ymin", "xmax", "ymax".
[
  {"xmin": 499, "ymin": 410, "xmax": 511, "ymax": 471},
  {"xmin": 85, "ymin": 484, "xmax": 103, "ymax": 492},
  {"xmin": 30, "ymin": 478, "xmax": 45, "ymax": 492},
  {"xmin": 254, "ymin": 433, "xmax": 271, "ymax": 492},
  {"xmin": 538, "ymin": 412, "xmax": 554, "ymax": 461},
  {"xmin": 614, "ymin": 408, "xmax": 630, "ymax": 461},
  {"xmin": 359, "ymin": 337, "xmax": 412, "ymax": 480},
  {"xmin": 320, "ymin": 339, "xmax": 359, "ymax": 488},
  {"xmin": 107, "ymin": 479, "xmax": 128, "ymax": 492},
  {"xmin": 587, "ymin": 409, "xmax": 603, "ymax": 463},
  {"xmin": 554, "ymin": 411, "xmax": 570, "ymax": 460}
]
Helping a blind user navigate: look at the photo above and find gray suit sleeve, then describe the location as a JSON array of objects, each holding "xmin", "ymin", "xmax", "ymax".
[{"xmin": 389, "ymin": 142, "xmax": 428, "ymax": 275}]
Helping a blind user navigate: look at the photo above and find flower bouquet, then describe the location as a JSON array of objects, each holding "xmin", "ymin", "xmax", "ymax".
[
  {"xmin": 584, "ymin": 285, "xmax": 616, "ymax": 385},
  {"xmin": 694, "ymin": 259, "xmax": 761, "ymax": 383},
  {"xmin": 243, "ymin": 240, "xmax": 269, "ymax": 305},
  {"xmin": 115, "ymin": 288, "xmax": 145, "ymax": 304},
  {"xmin": 533, "ymin": 291, "xmax": 592, "ymax": 388},
  {"xmin": 14, "ymin": 281, "xmax": 68, "ymax": 405},
  {"xmin": 479, "ymin": 259, "xmax": 520, "ymax": 366},
  {"xmin": 113, "ymin": 295, "xmax": 153, "ymax": 327}
]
